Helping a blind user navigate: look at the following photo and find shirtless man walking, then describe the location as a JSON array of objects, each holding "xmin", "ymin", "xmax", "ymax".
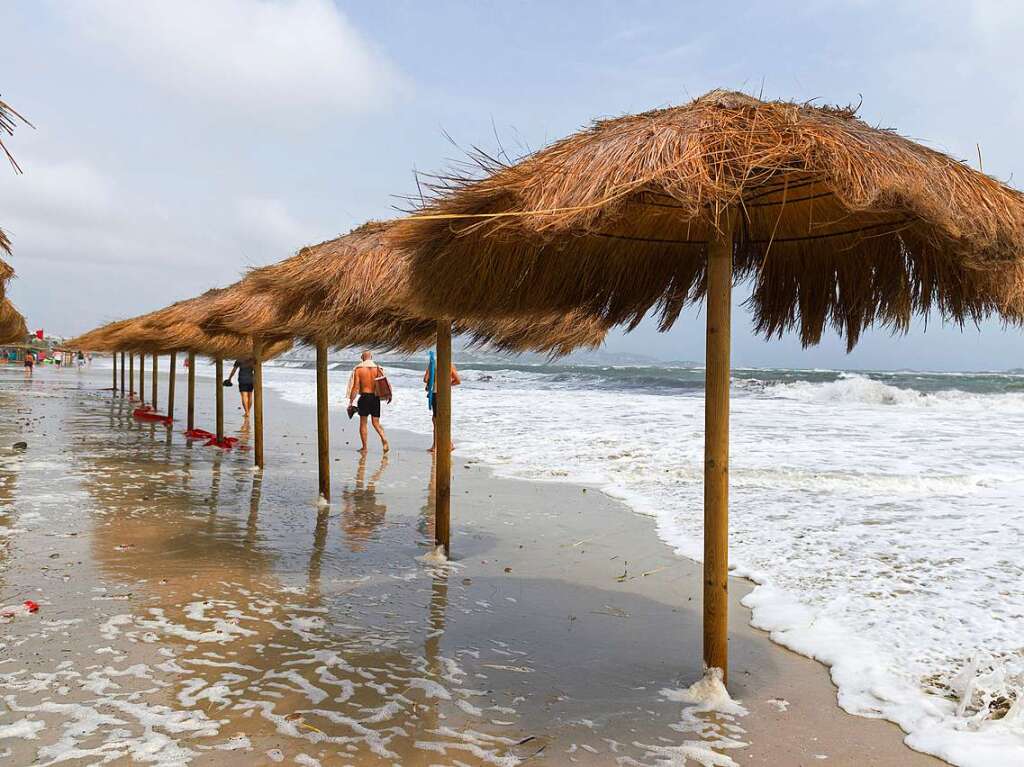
[{"xmin": 347, "ymin": 351, "xmax": 389, "ymax": 453}]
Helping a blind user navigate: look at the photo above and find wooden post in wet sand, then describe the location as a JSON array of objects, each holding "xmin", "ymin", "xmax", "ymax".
[
  {"xmin": 120, "ymin": 352, "xmax": 125, "ymax": 395},
  {"xmin": 253, "ymin": 343, "xmax": 264, "ymax": 469},
  {"xmin": 167, "ymin": 353, "xmax": 177, "ymax": 421},
  {"xmin": 316, "ymin": 341, "xmax": 330, "ymax": 501},
  {"xmin": 139, "ymin": 354, "xmax": 145, "ymax": 406},
  {"xmin": 215, "ymin": 358, "xmax": 224, "ymax": 442},
  {"xmin": 129, "ymin": 354, "xmax": 135, "ymax": 399},
  {"xmin": 151, "ymin": 354, "xmax": 158, "ymax": 410},
  {"xmin": 703, "ymin": 219, "xmax": 733, "ymax": 683},
  {"xmin": 112, "ymin": 352, "xmax": 117, "ymax": 392},
  {"xmin": 434, "ymin": 320, "xmax": 453, "ymax": 556},
  {"xmin": 186, "ymin": 352, "xmax": 196, "ymax": 431}
]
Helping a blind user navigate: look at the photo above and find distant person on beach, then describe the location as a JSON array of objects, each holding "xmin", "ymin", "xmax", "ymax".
[
  {"xmin": 23, "ymin": 352, "xmax": 34, "ymax": 375},
  {"xmin": 225, "ymin": 358, "xmax": 255, "ymax": 417},
  {"xmin": 76, "ymin": 351, "xmax": 85, "ymax": 369},
  {"xmin": 346, "ymin": 351, "xmax": 389, "ymax": 454},
  {"xmin": 423, "ymin": 351, "xmax": 461, "ymax": 452}
]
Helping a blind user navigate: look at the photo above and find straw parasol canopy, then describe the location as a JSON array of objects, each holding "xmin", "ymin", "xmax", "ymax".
[
  {"xmin": 69, "ymin": 291, "xmax": 292, "ymax": 361},
  {"xmin": 0, "ymin": 297, "xmax": 26, "ymax": 344},
  {"xmin": 0, "ymin": 97, "xmax": 30, "ymax": 174},
  {"xmin": 202, "ymin": 221, "xmax": 610, "ymax": 357},
  {"xmin": 389, "ymin": 89, "xmax": 1024, "ymax": 683},
  {"xmin": 66, "ymin": 318, "xmax": 134, "ymax": 352},
  {"xmin": 1, "ymin": 97, "xmax": 31, "ymax": 300},
  {"xmin": 391, "ymin": 89, "xmax": 1024, "ymax": 350},
  {"xmin": 0, "ymin": 255, "xmax": 13, "ymax": 299}
]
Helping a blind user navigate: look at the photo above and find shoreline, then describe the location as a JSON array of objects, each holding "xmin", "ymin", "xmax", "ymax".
[{"xmin": 0, "ymin": 365, "xmax": 945, "ymax": 765}]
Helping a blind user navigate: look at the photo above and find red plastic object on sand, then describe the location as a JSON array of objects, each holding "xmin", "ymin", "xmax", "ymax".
[
  {"xmin": 133, "ymin": 408, "xmax": 173, "ymax": 425},
  {"xmin": 205, "ymin": 436, "xmax": 239, "ymax": 449},
  {"xmin": 1, "ymin": 600, "xmax": 40, "ymax": 619},
  {"xmin": 184, "ymin": 428, "xmax": 215, "ymax": 440}
]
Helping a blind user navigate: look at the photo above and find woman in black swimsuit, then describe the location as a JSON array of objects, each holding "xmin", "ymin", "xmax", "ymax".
[{"xmin": 226, "ymin": 358, "xmax": 255, "ymax": 417}]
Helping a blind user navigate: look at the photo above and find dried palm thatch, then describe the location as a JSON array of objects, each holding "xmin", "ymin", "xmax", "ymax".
[
  {"xmin": 0, "ymin": 98, "xmax": 31, "ymax": 174},
  {"xmin": 203, "ymin": 221, "xmax": 609, "ymax": 357},
  {"xmin": 1, "ymin": 96, "xmax": 31, "ymax": 298},
  {"xmin": 0, "ymin": 256, "xmax": 13, "ymax": 299},
  {"xmin": 0, "ymin": 297, "xmax": 26, "ymax": 344},
  {"xmin": 67, "ymin": 319, "xmax": 134, "ymax": 352},
  {"xmin": 69, "ymin": 291, "xmax": 292, "ymax": 360},
  {"xmin": 391, "ymin": 89, "xmax": 1024, "ymax": 350}
]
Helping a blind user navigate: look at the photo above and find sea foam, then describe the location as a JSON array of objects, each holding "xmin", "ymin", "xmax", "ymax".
[{"xmin": 264, "ymin": 363, "xmax": 1024, "ymax": 764}]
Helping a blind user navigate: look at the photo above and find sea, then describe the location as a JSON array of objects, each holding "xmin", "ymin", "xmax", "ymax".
[{"xmin": 260, "ymin": 358, "xmax": 1024, "ymax": 766}]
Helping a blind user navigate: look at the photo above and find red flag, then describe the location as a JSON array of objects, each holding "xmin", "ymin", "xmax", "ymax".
[{"xmin": 34, "ymin": 329, "xmax": 43, "ymax": 339}]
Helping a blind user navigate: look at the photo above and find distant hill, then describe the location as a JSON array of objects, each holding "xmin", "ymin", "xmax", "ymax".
[{"xmin": 275, "ymin": 343, "xmax": 698, "ymax": 369}]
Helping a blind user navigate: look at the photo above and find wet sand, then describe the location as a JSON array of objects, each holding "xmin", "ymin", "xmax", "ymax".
[{"xmin": 0, "ymin": 365, "xmax": 946, "ymax": 765}]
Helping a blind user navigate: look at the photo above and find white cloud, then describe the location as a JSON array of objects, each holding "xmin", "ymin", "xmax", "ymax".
[
  {"xmin": 233, "ymin": 198, "xmax": 306, "ymax": 253},
  {"xmin": 0, "ymin": 155, "xmax": 218, "ymax": 277},
  {"xmin": 63, "ymin": 0, "xmax": 402, "ymax": 117},
  {"xmin": 0, "ymin": 154, "xmax": 331, "ymax": 331}
]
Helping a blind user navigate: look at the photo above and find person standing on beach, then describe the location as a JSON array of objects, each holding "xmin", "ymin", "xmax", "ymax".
[
  {"xmin": 23, "ymin": 351, "xmax": 34, "ymax": 375},
  {"xmin": 225, "ymin": 357, "xmax": 255, "ymax": 418},
  {"xmin": 423, "ymin": 351, "xmax": 461, "ymax": 452},
  {"xmin": 347, "ymin": 351, "xmax": 389, "ymax": 453}
]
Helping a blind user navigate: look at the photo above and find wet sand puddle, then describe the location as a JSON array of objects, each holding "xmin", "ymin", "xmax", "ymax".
[{"xmin": 0, "ymin": 370, "xmax": 747, "ymax": 766}]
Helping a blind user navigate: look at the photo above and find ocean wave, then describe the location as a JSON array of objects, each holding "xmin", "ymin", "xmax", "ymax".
[{"xmin": 761, "ymin": 373, "xmax": 1024, "ymax": 408}]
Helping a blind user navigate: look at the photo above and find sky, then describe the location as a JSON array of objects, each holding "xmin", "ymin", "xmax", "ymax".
[{"xmin": 1, "ymin": 0, "xmax": 1023, "ymax": 371}]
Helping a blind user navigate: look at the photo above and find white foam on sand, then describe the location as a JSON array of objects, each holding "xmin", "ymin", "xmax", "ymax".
[
  {"xmin": 0, "ymin": 717, "xmax": 45, "ymax": 739},
  {"xmin": 619, "ymin": 668, "xmax": 750, "ymax": 767},
  {"xmin": 416, "ymin": 545, "xmax": 450, "ymax": 566}
]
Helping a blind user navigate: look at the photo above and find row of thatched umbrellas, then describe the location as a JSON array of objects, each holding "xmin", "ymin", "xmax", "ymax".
[
  {"xmin": 71, "ymin": 90, "xmax": 1024, "ymax": 684},
  {"xmin": 69, "ymin": 220, "xmax": 610, "ymax": 554}
]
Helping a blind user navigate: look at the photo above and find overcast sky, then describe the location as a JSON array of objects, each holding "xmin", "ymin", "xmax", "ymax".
[{"xmin": 2, "ymin": 1, "xmax": 1022, "ymax": 370}]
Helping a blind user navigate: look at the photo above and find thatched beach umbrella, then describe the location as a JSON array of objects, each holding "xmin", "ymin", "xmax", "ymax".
[
  {"xmin": 68, "ymin": 319, "xmax": 138, "ymax": 400},
  {"xmin": 202, "ymin": 221, "xmax": 608, "ymax": 549},
  {"xmin": 179, "ymin": 283, "xmax": 294, "ymax": 468},
  {"xmin": 391, "ymin": 90, "xmax": 1024, "ymax": 681},
  {"xmin": 111, "ymin": 290, "xmax": 261, "ymax": 442},
  {"xmin": 71, "ymin": 321, "xmax": 139, "ymax": 402},
  {"xmin": 70, "ymin": 298, "xmax": 291, "ymax": 443},
  {"xmin": 0, "ymin": 297, "xmax": 26, "ymax": 344}
]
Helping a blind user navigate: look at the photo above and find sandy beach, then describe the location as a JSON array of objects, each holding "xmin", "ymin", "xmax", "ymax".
[{"xmin": 0, "ymin": 363, "xmax": 949, "ymax": 766}]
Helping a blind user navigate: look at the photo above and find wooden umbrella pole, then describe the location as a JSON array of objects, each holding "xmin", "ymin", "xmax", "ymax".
[
  {"xmin": 186, "ymin": 351, "xmax": 196, "ymax": 431},
  {"xmin": 112, "ymin": 352, "xmax": 117, "ymax": 392},
  {"xmin": 253, "ymin": 342, "xmax": 264, "ymax": 469},
  {"xmin": 703, "ymin": 217, "xmax": 734, "ymax": 683},
  {"xmin": 151, "ymin": 354, "xmax": 158, "ymax": 409},
  {"xmin": 167, "ymin": 352, "xmax": 177, "ymax": 421},
  {"xmin": 215, "ymin": 358, "xmax": 224, "ymax": 441},
  {"xmin": 129, "ymin": 354, "xmax": 135, "ymax": 399},
  {"xmin": 120, "ymin": 352, "xmax": 125, "ymax": 395},
  {"xmin": 316, "ymin": 341, "xmax": 330, "ymax": 501},
  {"xmin": 139, "ymin": 354, "xmax": 145, "ymax": 406},
  {"xmin": 434, "ymin": 320, "xmax": 453, "ymax": 556}
]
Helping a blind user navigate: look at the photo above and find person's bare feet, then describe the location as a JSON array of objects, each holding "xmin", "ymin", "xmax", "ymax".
[{"xmin": 382, "ymin": 440, "xmax": 390, "ymax": 453}]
